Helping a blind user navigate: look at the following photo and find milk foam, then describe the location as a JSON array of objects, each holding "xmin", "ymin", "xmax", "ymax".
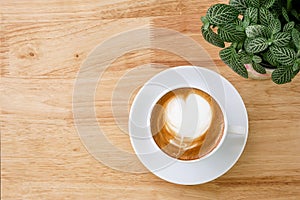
[{"xmin": 165, "ymin": 93, "xmax": 212, "ymax": 139}]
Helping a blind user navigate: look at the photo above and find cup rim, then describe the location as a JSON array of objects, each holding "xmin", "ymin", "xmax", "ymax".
[{"xmin": 147, "ymin": 85, "xmax": 228, "ymax": 163}]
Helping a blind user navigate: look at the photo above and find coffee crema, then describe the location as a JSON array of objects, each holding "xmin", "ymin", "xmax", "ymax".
[{"xmin": 150, "ymin": 88, "xmax": 225, "ymax": 160}]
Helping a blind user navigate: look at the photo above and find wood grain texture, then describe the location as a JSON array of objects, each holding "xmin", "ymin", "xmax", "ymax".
[{"xmin": 1, "ymin": 0, "xmax": 300, "ymax": 199}]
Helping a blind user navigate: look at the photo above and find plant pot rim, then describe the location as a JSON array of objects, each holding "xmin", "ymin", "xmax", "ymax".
[{"xmin": 244, "ymin": 63, "xmax": 275, "ymax": 80}]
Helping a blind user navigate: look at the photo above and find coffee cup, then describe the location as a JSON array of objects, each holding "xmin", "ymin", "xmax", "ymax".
[
  {"xmin": 150, "ymin": 87, "xmax": 229, "ymax": 161},
  {"xmin": 129, "ymin": 66, "xmax": 248, "ymax": 184}
]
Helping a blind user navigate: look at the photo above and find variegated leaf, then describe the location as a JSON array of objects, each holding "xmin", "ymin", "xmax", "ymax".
[
  {"xmin": 219, "ymin": 47, "xmax": 233, "ymax": 65},
  {"xmin": 259, "ymin": 7, "xmax": 274, "ymax": 27},
  {"xmin": 229, "ymin": 0, "xmax": 248, "ymax": 14},
  {"xmin": 282, "ymin": 7, "xmax": 290, "ymax": 22},
  {"xmin": 244, "ymin": 37, "xmax": 251, "ymax": 48},
  {"xmin": 245, "ymin": 25, "xmax": 269, "ymax": 38},
  {"xmin": 270, "ymin": 46, "xmax": 296, "ymax": 66},
  {"xmin": 269, "ymin": 18, "xmax": 281, "ymax": 34},
  {"xmin": 272, "ymin": 66, "xmax": 294, "ymax": 84},
  {"xmin": 247, "ymin": 0, "xmax": 260, "ymax": 8},
  {"xmin": 283, "ymin": 22, "xmax": 295, "ymax": 33},
  {"xmin": 201, "ymin": 26, "xmax": 225, "ymax": 48},
  {"xmin": 245, "ymin": 37, "xmax": 268, "ymax": 53},
  {"xmin": 244, "ymin": 7, "xmax": 258, "ymax": 23},
  {"xmin": 220, "ymin": 47, "xmax": 248, "ymax": 78},
  {"xmin": 262, "ymin": 0, "xmax": 276, "ymax": 9},
  {"xmin": 252, "ymin": 55, "xmax": 262, "ymax": 63},
  {"xmin": 238, "ymin": 51, "xmax": 252, "ymax": 64},
  {"xmin": 252, "ymin": 62, "xmax": 266, "ymax": 74},
  {"xmin": 273, "ymin": 32, "xmax": 291, "ymax": 47},
  {"xmin": 263, "ymin": 50, "xmax": 279, "ymax": 66},
  {"xmin": 207, "ymin": 4, "xmax": 239, "ymax": 26},
  {"xmin": 292, "ymin": 28, "xmax": 300, "ymax": 50},
  {"xmin": 218, "ymin": 24, "xmax": 245, "ymax": 42}
]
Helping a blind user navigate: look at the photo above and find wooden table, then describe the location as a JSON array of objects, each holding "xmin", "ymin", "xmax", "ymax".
[{"xmin": 1, "ymin": 0, "xmax": 300, "ymax": 199}]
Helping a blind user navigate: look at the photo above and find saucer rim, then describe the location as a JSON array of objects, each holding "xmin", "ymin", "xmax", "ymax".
[{"xmin": 129, "ymin": 66, "xmax": 248, "ymax": 185}]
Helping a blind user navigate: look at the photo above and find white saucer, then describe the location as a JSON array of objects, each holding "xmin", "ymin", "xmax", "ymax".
[{"xmin": 129, "ymin": 66, "xmax": 248, "ymax": 185}]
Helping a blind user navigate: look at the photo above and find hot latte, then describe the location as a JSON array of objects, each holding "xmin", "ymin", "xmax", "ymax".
[{"xmin": 150, "ymin": 88, "xmax": 225, "ymax": 160}]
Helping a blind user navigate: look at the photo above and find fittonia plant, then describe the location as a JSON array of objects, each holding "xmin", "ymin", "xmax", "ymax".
[{"xmin": 201, "ymin": 0, "xmax": 300, "ymax": 84}]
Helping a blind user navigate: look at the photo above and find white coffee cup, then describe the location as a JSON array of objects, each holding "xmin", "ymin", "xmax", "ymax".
[
  {"xmin": 129, "ymin": 66, "xmax": 248, "ymax": 184},
  {"xmin": 149, "ymin": 87, "xmax": 229, "ymax": 161},
  {"xmin": 129, "ymin": 66, "xmax": 246, "ymax": 166}
]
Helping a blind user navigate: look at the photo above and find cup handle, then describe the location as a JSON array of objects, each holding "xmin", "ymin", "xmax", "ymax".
[{"xmin": 228, "ymin": 125, "xmax": 246, "ymax": 135}]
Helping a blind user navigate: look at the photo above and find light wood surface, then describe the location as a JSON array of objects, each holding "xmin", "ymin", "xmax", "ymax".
[{"xmin": 1, "ymin": 0, "xmax": 300, "ymax": 199}]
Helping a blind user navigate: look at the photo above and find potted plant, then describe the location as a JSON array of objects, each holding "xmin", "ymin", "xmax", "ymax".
[{"xmin": 201, "ymin": 0, "xmax": 300, "ymax": 84}]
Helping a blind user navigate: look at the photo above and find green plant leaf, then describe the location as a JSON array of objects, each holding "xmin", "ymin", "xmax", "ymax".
[
  {"xmin": 238, "ymin": 51, "xmax": 252, "ymax": 64},
  {"xmin": 218, "ymin": 24, "xmax": 245, "ymax": 42},
  {"xmin": 296, "ymin": 24, "xmax": 300, "ymax": 32},
  {"xmin": 259, "ymin": 7, "xmax": 274, "ymax": 27},
  {"xmin": 220, "ymin": 47, "xmax": 248, "ymax": 78},
  {"xmin": 263, "ymin": 50, "xmax": 279, "ymax": 66},
  {"xmin": 281, "ymin": 7, "xmax": 290, "ymax": 22},
  {"xmin": 234, "ymin": 19, "xmax": 246, "ymax": 32},
  {"xmin": 291, "ymin": 9, "xmax": 299, "ymax": 21},
  {"xmin": 252, "ymin": 62, "xmax": 267, "ymax": 74},
  {"xmin": 270, "ymin": 46, "xmax": 296, "ymax": 66},
  {"xmin": 273, "ymin": 32, "xmax": 291, "ymax": 47},
  {"xmin": 293, "ymin": 60, "xmax": 300, "ymax": 73},
  {"xmin": 201, "ymin": 16, "xmax": 210, "ymax": 27},
  {"xmin": 244, "ymin": 7, "xmax": 258, "ymax": 23},
  {"xmin": 268, "ymin": 18, "xmax": 281, "ymax": 34},
  {"xmin": 245, "ymin": 25, "xmax": 269, "ymax": 38},
  {"xmin": 283, "ymin": 22, "xmax": 295, "ymax": 33},
  {"xmin": 252, "ymin": 55, "xmax": 262, "ymax": 63},
  {"xmin": 292, "ymin": 28, "xmax": 300, "ymax": 50},
  {"xmin": 271, "ymin": 66, "xmax": 294, "ymax": 84},
  {"xmin": 236, "ymin": 41, "xmax": 244, "ymax": 50},
  {"xmin": 262, "ymin": 0, "xmax": 276, "ymax": 9},
  {"xmin": 242, "ymin": 16, "xmax": 250, "ymax": 28},
  {"xmin": 247, "ymin": 0, "xmax": 260, "ymax": 8},
  {"xmin": 201, "ymin": 26, "xmax": 225, "ymax": 48},
  {"xmin": 293, "ymin": 68, "xmax": 300, "ymax": 78},
  {"xmin": 245, "ymin": 37, "xmax": 269, "ymax": 53},
  {"xmin": 292, "ymin": 60, "xmax": 300, "ymax": 78},
  {"xmin": 219, "ymin": 47, "xmax": 234, "ymax": 65},
  {"xmin": 233, "ymin": 18, "xmax": 243, "ymax": 27},
  {"xmin": 229, "ymin": 0, "xmax": 248, "ymax": 14},
  {"xmin": 207, "ymin": 4, "xmax": 239, "ymax": 26},
  {"xmin": 244, "ymin": 37, "xmax": 251, "ymax": 49},
  {"xmin": 269, "ymin": 0, "xmax": 281, "ymax": 17}
]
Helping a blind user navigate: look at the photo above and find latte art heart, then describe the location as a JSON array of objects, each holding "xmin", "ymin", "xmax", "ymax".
[
  {"xmin": 151, "ymin": 88, "xmax": 225, "ymax": 161},
  {"xmin": 165, "ymin": 93, "xmax": 213, "ymax": 139}
]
